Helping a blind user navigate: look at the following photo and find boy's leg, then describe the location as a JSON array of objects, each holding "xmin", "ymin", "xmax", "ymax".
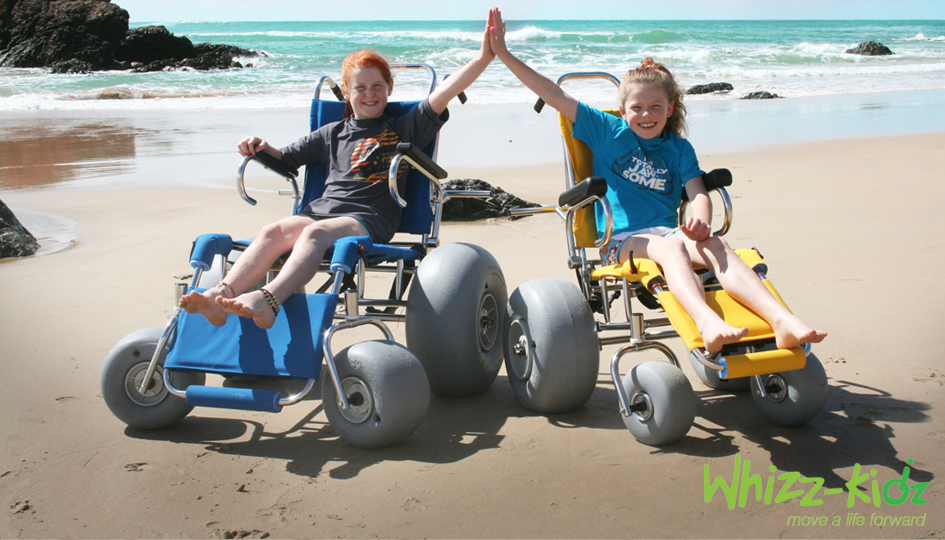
[
  {"xmin": 217, "ymin": 216, "xmax": 365, "ymax": 329},
  {"xmin": 179, "ymin": 214, "xmax": 315, "ymax": 326},
  {"xmin": 686, "ymin": 237, "xmax": 826, "ymax": 349},
  {"xmin": 619, "ymin": 234, "xmax": 748, "ymax": 353}
]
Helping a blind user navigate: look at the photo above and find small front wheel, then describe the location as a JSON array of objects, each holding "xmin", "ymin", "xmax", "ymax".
[
  {"xmin": 621, "ymin": 361, "xmax": 696, "ymax": 446},
  {"xmin": 751, "ymin": 353, "xmax": 828, "ymax": 426},
  {"xmin": 322, "ymin": 341, "xmax": 430, "ymax": 448},
  {"xmin": 101, "ymin": 327, "xmax": 205, "ymax": 430}
]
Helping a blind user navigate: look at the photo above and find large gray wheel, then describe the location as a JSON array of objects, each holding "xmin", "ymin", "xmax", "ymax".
[
  {"xmin": 101, "ymin": 327, "xmax": 205, "ymax": 430},
  {"xmin": 621, "ymin": 361, "xmax": 696, "ymax": 446},
  {"xmin": 688, "ymin": 351, "xmax": 750, "ymax": 392},
  {"xmin": 322, "ymin": 340, "xmax": 430, "ymax": 448},
  {"xmin": 406, "ymin": 243, "xmax": 507, "ymax": 397},
  {"xmin": 750, "ymin": 353, "xmax": 828, "ymax": 426},
  {"xmin": 503, "ymin": 278, "xmax": 599, "ymax": 413}
]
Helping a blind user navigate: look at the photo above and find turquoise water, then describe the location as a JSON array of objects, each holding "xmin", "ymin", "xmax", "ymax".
[{"xmin": 1, "ymin": 19, "xmax": 944, "ymax": 110}]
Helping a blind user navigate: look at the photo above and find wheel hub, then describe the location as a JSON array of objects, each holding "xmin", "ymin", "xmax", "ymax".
[
  {"xmin": 339, "ymin": 377, "xmax": 374, "ymax": 424},
  {"xmin": 124, "ymin": 362, "xmax": 168, "ymax": 407},
  {"xmin": 477, "ymin": 293, "xmax": 498, "ymax": 352},
  {"xmin": 507, "ymin": 319, "xmax": 532, "ymax": 381},
  {"xmin": 630, "ymin": 392, "xmax": 653, "ymax": 422},
  {"xmin": 762, "ymin": 374, "xmax": 787, "ymax": 402}
]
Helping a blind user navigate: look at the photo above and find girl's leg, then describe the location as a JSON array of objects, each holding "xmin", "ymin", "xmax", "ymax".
[
  {"xmin": 686, "ymin": 237, "xmax": 827, "ymax": 349},
  {"xmin": 217, "ymin": 216, "xmax": 365, "ymax": 329},
  {"xmin": 178, "ymin": 215, "xmax": 316, "ymax": 326},
  {"xmin": 619, "ymin": 235, "xmax": 748, "ymax": 353}
]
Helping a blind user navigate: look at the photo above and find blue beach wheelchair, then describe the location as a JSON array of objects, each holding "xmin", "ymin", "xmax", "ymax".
[
  {"xmin": 101, "ymin": 64, "xmax": 507, "ymax": 448},
  {"xmin": 503, "ymin": 72, "xmax": 828, "ymax": 446}
]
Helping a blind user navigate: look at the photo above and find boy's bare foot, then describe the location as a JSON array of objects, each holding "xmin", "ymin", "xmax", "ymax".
[
  {"xmin": 700, "ymin": 319, "xmax": 749, "ymax": 353},
  {"xmin": 217, "ymin": 290, "xmax": 277, "ymax": 330},
  {"xmin": 773, "ymin": 314, "xmax": 827, "ymax": 350},
  {"xmin": 179, "ymin": 287, "xmax": 228, "ymax": 327}
]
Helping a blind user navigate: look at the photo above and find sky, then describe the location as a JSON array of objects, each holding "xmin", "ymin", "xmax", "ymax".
[{"xmin": 115, "ymin": 0, "xmax": 945, "ymax": 23}]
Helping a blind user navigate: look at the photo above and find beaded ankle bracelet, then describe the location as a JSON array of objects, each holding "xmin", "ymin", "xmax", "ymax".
[{"xmin": 260, "ymin": 288, "xmax": 280, "ymax": 316}]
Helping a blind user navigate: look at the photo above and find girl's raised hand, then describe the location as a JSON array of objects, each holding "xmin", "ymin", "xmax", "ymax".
[{"xmin": 488, "ymin": 8, "xmax": 509, "ymax": 58}]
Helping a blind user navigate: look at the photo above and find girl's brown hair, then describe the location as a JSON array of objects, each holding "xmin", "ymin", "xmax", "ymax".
[
  {"xmin": 618, "ymin": 57, "xmax": 688, "ymax": 137},
  {"xmin": 340, "ymin": 48, "xmax": 393, "ymax": 119}
]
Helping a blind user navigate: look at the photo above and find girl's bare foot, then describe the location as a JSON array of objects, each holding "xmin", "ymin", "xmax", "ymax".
[
  {"xmin": 773, "ymin": 314, "xmax": 827, "ymax": 350},
  {"xmin": 178, "ymin": 286, "xmax": 228, "ymax": 326},
  {"xmin": 217, "ymin": 290, "xmax": 277, "ymax": 330},
  {"xmin": 699, "ymin": 319, "xmax": 749, "ymax": 353}
]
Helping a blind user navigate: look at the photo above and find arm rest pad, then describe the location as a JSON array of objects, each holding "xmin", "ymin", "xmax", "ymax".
[
  {"xmin": 395, "ymin": 143, "xmax": 447, "ymax": 180},
  {"xmin": 559, "ymin": 176, "xmax": 608, "ymax": 208}
]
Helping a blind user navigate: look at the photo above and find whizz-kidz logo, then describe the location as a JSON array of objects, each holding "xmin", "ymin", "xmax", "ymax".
[{"xmin": 704, "ymin": 456, "xmax": 928, "ymax": 527}]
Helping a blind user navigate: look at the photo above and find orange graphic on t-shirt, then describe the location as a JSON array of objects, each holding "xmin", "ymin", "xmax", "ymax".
[{"xmin": 351, "ymin": 130, "xmax": 405, "ymax": 183}]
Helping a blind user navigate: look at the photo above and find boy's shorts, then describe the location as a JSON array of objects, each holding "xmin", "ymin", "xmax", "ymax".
[{"xmin": 599, "ymin": 226, "xmax": 683, "ymax": 266}]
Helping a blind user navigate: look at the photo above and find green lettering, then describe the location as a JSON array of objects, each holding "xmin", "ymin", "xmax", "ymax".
[
  {"xmin": 882, "ymin": 462, "xmax": 912, "ymax": 505},
  {"xmin": 704, "ymin": 456, "xmax": 740, "ymax": 510},
  {"xmin": 909, "ymin": 481, "xmax": 928, "ymax": 505},
  {"xmin": 775, "ymin": 471, "xmax": 804, "ymax": 503},
  {"xmin": 799, "ymin": 476, "xmax": 825, "ymax": 506},
  {"xmin": 846, "ymin": 463, "xmax": 871, "ymax": 508},
  {"xmin": 738, "ymin": 458, "xmax": 763, "ymax": 508}
]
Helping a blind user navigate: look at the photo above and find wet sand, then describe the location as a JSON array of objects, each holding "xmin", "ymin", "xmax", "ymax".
[{"xmin": 1, "ymin": 105, "xmax": 944, "ymax": 538}]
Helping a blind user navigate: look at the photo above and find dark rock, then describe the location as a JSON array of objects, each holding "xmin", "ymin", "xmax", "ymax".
[
  {"xmin": 0, "ymin": 0, "xmax": 128, "ymax": 69},
  {"xmin": 117, "ymin": 25, "xmax": 195, "ymax": 64},
  {"xmin": 0, "ymin": 0, "xmax": 257, "ymax": 71},
  {"xmin": 845, "ymin": 41, "xmax": 894, "ymax": 56},
  {"xmin": 441, "ymin": 179, "xmax": 540, "ymax": 221},
  {"xmin": 50, "ymin": 58, "xmax": 96, "ymax": 73},
  {"xmin": 0, "ymin": 199, "xmax": 40, "ymax": 258},
  {"xmin": 686, "ymin": 82, "xmax": 734, "ymax": 95},
  {"xmin": 742, "ymin": 91, "xmax": 782, "ymax": 100}
]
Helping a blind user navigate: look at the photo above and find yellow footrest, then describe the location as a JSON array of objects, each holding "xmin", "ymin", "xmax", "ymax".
[{"xmin": 719, "ymin": 348, "xmax": 806, "ymax": 379}]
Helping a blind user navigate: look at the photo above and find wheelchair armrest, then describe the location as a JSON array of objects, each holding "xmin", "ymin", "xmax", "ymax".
[
  {"xmin": 681, "ymin": 168, "xmax": 732, "ymax": 201},
  {"xmin": 395, "ymin": 143, "xmax": 447, "ymax": 180},
  {"xmin": 236, "ymin": 152, "xmax": 301, "ymax": 209},
  {"xmin": 388, "ymin": 143, "xmax": 448, "ymax": 208},
  {"xmin": 252, "ymin": 151, "xmax": 299, "ymax": 179},
  {"xmin": 559, "ymin": 176, "xmax": 607, "ymax": 208}
]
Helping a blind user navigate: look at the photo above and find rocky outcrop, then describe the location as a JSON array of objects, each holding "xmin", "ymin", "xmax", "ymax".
[
  {"xmin": 0, "ymin": 0, "xmax": 256, "ymax": 72},
  {"xmin": 687, "ymin": 82, "xmax": 733, "ymax": 95},
  {"xmin": 846, "ymin": 41, "xmax": 894, "ymax": 56},
  {"xmin": 742, "ymin": 91, "xmax": 782, "ymax": 100},
  {"xmin": 441, "ymin": 179, "xmax": 540, "ymax": 221},
  {"xmin": 0, "ymin": 200, "xmax": 40, "ymax": 258}
]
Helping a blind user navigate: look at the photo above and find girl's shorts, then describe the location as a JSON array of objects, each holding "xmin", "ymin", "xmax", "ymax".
[{"xmin": 599, "ymin": 226, "xmax": 683, "ymax": 266}]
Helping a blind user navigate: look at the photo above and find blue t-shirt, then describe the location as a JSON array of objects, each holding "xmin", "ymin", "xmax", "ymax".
[{"xmin": 572, "ymin": 101, "xmax": 704, "ymax": 235}]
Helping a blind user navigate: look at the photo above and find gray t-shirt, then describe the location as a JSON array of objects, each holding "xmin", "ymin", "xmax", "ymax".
[{"xmin": 279, "ymin": 99, "xmax": 447, "ymax": 243}]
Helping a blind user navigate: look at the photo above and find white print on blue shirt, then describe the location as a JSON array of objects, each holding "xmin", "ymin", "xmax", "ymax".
[{"xmin": 612, "ymin": 150, "xmax": 671, "ymax": 193}]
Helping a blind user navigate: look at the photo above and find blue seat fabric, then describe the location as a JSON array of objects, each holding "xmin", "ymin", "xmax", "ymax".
[{"xmin": 165, "ymin": 290, "xmax": 339, "ymax": 380}]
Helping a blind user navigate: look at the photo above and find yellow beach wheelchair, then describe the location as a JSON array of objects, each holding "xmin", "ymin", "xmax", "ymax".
[
  {"xmin": 504, "ymin": 72, "xmax": 828, "ymax": 446},
  {"xmin": 100, "ymin": 64, "xmax": 507, "ymax": 448}
]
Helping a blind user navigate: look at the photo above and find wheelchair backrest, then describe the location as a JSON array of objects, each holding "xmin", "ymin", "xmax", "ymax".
[
  {"xmin": 558, "ymin": 110, "xmax": 622, "ymax": 249},
  {"xmin": 298, "ymin": 98, "xmax": 436, "ymax": 236}
]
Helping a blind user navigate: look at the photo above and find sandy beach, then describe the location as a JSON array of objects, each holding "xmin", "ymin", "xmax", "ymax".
[{"xmin": 1, "ymin": 100, "xmax": 944, "ymax": 539}]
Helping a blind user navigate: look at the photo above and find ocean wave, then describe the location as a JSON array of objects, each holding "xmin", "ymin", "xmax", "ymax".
[
  {"xmin": 631, "ymin": 29, "xmax": 686, "ymax": 44},
  {"xmin": 503, "ymin": 25, "xmax": 561, "ymax": 41}
]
